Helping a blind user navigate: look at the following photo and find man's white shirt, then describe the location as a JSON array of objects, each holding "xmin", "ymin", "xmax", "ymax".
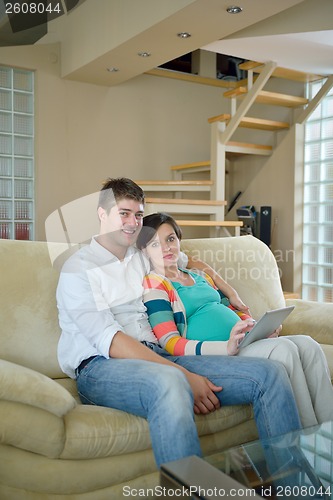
[{"xmin": 57, "ymin": 237, "xmax": 188, "ymax": 378}]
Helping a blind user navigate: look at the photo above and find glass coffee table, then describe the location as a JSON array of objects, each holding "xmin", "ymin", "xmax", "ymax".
[{"xmin": 160, "ymin": 421, "xmax": 333, "ymax": 499}]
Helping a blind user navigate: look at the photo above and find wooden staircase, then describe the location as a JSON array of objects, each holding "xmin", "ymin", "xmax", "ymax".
[
  {"xmin": 137, "ymin": 61, "xmax": 328, "ymax": 237},
  {"xmin": 136, "ymin": 183, "xmax": 237, "ymax": 235},
  {"xmin": 207, "ymin": 114, "xmax": 290, "ymax": 131},
  {"xmin": 223, "ymin": 86, "xmax": 309, "ymax": 107},
  {"xmin": 136, "ymin": 179, "xmax": 212, "ymax": 192},
  {"xmin": 135, "ymin": 180, "xmax": 240, "ymax": 236}
]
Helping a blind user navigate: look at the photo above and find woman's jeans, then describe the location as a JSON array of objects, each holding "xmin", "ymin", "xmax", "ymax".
[{"xmin": 76, "ymin": 344, "xmax": 301, "ymax": 468}]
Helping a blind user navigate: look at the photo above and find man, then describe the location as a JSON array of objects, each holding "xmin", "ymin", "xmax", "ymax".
[{"xmin": 57, "ymin": 177, "xmax": 301, "ymax": 469}]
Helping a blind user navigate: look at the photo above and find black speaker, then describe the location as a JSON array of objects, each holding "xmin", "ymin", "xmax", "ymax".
[{"xmin": 259, "ymin": 206, "xmax": 272, "ymax": 247}]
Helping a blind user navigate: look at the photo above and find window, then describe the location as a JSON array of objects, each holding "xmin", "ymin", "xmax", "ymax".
[
  {"xmin": 303, "ymin": 81, "xmax": 333, "ymax": 302},
  {"xmin": 0, "ymin": 66, "xmax": 34, "ymax": 241}
]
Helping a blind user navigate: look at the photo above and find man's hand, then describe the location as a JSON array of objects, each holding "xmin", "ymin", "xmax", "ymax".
[
  {"xmin": 187, "ymin": 257, "xmax": 251, "ymax": 317},
  {"xmin": 185, "ymin": 372, "xmax": 222, "ymax": 415},
  {"xmin": 110, "ymin": 331, "xmax": 222, "ymax": 415},
  {"xmin": 228, "ymin": 291, "xmax": 251, "ymax": 316}
]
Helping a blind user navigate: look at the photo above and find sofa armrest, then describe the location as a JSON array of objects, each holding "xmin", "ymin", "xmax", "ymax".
[
  {"xmin": 282, "ymin": 299, "xmax": 333, "ymax": 345},
  {"xmin": 0, "ymin": 359, "xmax": 76, "ymax": 417},
  {"xmin": 0, "ymin": 400, "xmax": 66, "ymax": 458}
]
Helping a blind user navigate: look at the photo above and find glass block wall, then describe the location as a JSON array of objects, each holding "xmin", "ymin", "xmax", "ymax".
[
  {"xmin": 303, "ymin": 81, "xmax": 333, "ymax": 302},
  {"xmin": 0, "ymin": 66, "xmax": 34, "ymax": 240}
]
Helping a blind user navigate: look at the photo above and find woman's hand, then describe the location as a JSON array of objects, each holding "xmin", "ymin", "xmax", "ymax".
[
  {"xmin": 227, "ymin": 319, "xmax": 256, "ymax": 356},
  {"xmin": 268, "ymin": 325, "xmax": 282, "ymax": 338}
]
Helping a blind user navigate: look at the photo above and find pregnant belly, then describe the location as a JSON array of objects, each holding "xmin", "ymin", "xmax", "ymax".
[{"xmin": 186, "ymin": 303, "xmax": 240, "ymax": 342}]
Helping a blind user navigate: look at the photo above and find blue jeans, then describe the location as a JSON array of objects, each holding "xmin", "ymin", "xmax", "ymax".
[{"xmin": 76, "ymin": 344, "xmax": 301, "ymax": 468}]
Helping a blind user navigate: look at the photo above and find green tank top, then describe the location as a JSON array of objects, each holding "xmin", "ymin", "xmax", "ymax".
[{"xmin": 171, "ymin": 270, "xmax": 240, "ymax": 342}]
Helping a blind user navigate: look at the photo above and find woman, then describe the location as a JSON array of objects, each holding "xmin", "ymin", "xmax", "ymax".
[{"xmin": 137, "ymin": 212, "xmax": 333, "ymax": 428}]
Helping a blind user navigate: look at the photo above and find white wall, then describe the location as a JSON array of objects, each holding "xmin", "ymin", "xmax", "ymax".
[
  {"xmin": 0, "ymin": 43, "xmax": 302, "ymax": 291},
  {"xmin": 0, "ymin": 43, "xmax": 230, "ymax": 239}
]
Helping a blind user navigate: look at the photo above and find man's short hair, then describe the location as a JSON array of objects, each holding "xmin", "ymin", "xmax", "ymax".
[{"xmin": 98, "ymin": 178, "xmax": 145, "ymax": 213}]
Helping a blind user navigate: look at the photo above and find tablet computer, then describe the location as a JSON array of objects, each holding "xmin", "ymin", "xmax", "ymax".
[{"xmin": 238, "ymin": 306, "xmax": 295, "ymax": 349}]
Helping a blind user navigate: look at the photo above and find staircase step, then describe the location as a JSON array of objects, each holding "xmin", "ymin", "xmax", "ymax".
[
  {"xmin": 136, "ymin": 180, "xmax": 212, "ymax": 192},
  {"xmin": 145, "ymin": 67, "xmax": 237, "ymax": 89},
  {"xmin": 226, "ymin": 141, "xmax": 272, "ymax": 156},
  {"xmin": 224, "ymin": 87, "xmax": 308, "ymax": 108},
  {"xmin": 255, "ymin": 90, "xmax": 309, "ymax": 108},
  {"xmin": 170, "ymin": 161, "xmax": 211, "ymax": 172},
  {"xmin": 239, "ymin": 61, "xmax": 323, "ymax": 83},
  {"xmin": 176, "ymin": 219, "xmax": 243, "ymax": 227},
  {"xmin": 174, "ymin": 145, "xmax": 271, "ymax": 164},
  {"xmin": 145, "ymin": 197, "xmax": 226, "ymax": 206},
  {"xmin": 208, "ymin": 113, "xmax": 289, "ymax": 131},
  {"xmin": 145, "ymin": 197, "xmax": 226, "ymax": 216},
  {"xmin": 171, "ymin": 140, "xmax": 271, "ymax": 176},
  {"xmin": 176, "ymin": 219, "xmax": 242, "ymax": 227},
  {"xmin": 176, "ymin": 219, "xmax": 243, "ymax": 236}
]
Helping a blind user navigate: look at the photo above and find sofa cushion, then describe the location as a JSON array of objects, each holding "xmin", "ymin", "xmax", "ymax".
[
  {"xmin": 61, "ymin": 405, "xmax": 152, "ymax": 459},
  {"xmin": 283, "ymin": 299, "xmax": 333, "ymax": 344},
  {"xmin": 60, "ymin": 402, "xmax": 253, "ymax": 460},
  {"xmin": 56, "ymin": 376, "xmax": 82, "ymax": 403},
  {"xmin": 0, "ymin": 443, "xmax": 158, "ymax": 496},
  {"xmin": 195, "ymin": 403, "xmax": 253, "ymax": 436}
]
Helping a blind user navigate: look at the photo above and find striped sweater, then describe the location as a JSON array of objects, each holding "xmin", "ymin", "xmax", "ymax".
[{"xmin": 143, "ymin": 271, "xmax": 251, "ymax": 356}]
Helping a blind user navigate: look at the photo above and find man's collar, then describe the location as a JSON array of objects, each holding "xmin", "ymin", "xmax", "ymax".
[{"xmin": 90, "ymin": 236, "xmax": 136, "ymax": 264}]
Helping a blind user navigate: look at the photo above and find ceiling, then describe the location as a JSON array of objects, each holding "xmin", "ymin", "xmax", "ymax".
[
  {"xmin": 2, "ymin": 0, "xmax": 333, "ymax": 85},
  {"xmin": 203, "ymin": 0, "xmax": 333, "ymax": 76}
]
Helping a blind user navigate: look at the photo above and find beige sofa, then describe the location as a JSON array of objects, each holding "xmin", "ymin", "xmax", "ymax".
[{"xmin": 1, "ymin": 235, "xmax": 332, "ymax": 499}]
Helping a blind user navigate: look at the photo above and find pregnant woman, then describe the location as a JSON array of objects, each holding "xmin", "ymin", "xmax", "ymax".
[{"xmin": 137, "ymin": 212, "xmax": 333, "ymax": 428}]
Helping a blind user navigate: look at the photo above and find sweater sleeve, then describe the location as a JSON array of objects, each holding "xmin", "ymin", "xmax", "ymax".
[{"xmin": 143, "ymin": 274, "xmax": 229, "ymax": 356}]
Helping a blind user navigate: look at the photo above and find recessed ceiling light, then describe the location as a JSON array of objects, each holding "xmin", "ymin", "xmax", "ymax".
[
  {"xmin": 138, "ymin": 51, "xmax": 151, "ymax": 57},
  {"xmin": 226, "ymin": 5, "xmax": 243, "ymax": 14},
  {"xmin": 107, "ymin": 67, "xmax": 119, "ymax": 72},
  {"xmin": 177, "ymin": 32, "xmax": 191, "ymax": 39}
]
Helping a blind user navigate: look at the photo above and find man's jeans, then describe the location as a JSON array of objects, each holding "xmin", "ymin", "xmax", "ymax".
[{"xmin": 76, "ymin": 344, "xmax": 301, "ymax": 468}]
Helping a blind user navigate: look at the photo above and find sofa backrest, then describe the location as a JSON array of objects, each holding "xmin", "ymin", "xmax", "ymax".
[
  {"xmin": 0, "ymin": 235, "xmax": 285, "ymax": 378},
  {"xmin": 0, "ymin": 239, "xmax": 66, "ymax": 378},
  {"xmin": 181, "ymin": 235, "xmax": 285, "ymax": 319}
]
